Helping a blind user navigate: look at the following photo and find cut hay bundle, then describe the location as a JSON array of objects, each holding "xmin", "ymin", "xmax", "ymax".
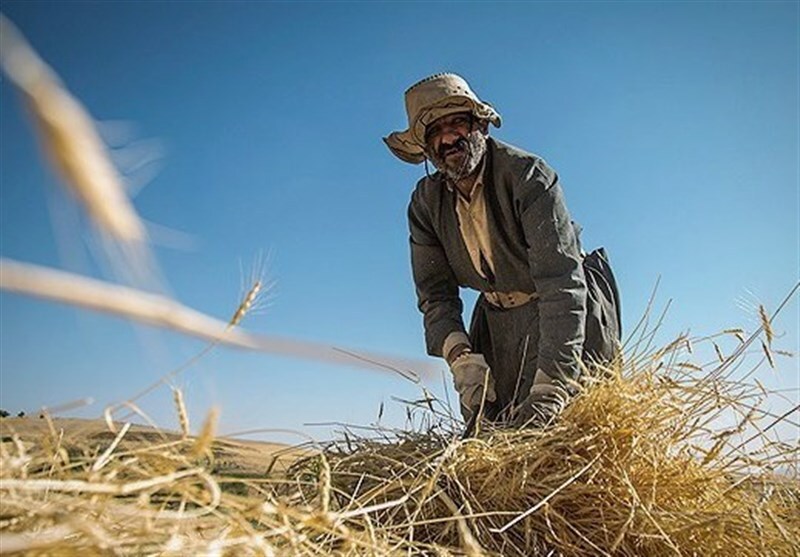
[
  {"xmin": 286, "ymin": 322, "xmax": 799, "ymax": 556},
  {"xmin": 295, "ymin": 363, "xmax": 798, "ymax": 555}
]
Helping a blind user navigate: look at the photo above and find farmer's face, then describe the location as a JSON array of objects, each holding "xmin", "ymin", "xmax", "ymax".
[{"xmin": 424, "ymin": 112, "xmax": 487, "ymax": 181}]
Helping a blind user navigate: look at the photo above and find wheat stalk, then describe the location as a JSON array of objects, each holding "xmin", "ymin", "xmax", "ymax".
[
  {"xmin": 230, "ymin": 280, "xmax": 262, "ymax": 327},
  {"xmin": 173, "ymin": 388, "xmax": 190, "ymax": 439},
  {"xmin": 0, "ymin": 258, "xmax": 437, "ymax": 379},
  {"xmin": 91, "ymin": 422, "xmax": 131, "ymax": 472},
  {"xmin": 0, "ymin": 13, "xmax": 146, "ymax": 244},
  {"xmin": 192, "ymin": 407, "xmax": 219, "ymax": 458},
  {"xmin": 758, "ymin": 304, "xmax": 774, "ymax": 346}
]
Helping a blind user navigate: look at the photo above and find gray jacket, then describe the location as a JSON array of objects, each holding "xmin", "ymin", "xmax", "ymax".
[{"xmin": 407, "ymin": 138, "xmax": 587, "ymax": 381}]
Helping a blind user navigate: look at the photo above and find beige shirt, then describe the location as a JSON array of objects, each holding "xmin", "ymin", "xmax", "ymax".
[{"xmin": 452, "ymin": 158, "xmax": 495, "ymax": 281}]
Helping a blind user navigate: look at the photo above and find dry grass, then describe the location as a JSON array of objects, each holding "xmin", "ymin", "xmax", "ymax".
[
  {"xmin": 298, "ymin": 365, "xmax": 798, "ymax": 556},
  {"xmin": 1, "ymin": 319, "xmax": 797, "ymax": 556},
  {"xmin": 0, "ymin": 415, "xmax": 310, "ymax": 556}
]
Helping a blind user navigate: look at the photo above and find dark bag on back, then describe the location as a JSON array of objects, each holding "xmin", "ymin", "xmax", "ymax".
[{"xmin": 581, "ymin": 247, "xmax": 622, "ymax": 364}]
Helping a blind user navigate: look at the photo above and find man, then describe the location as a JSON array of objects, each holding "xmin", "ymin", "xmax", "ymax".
[{"xmin": 384, "ymin": 73, "xmax": 620, "ymax": 427}]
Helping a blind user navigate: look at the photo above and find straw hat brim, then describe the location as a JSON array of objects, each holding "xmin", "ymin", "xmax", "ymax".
[{"xmin": 384, "ymin": 96, "xmax": 501, "ymax": 165}]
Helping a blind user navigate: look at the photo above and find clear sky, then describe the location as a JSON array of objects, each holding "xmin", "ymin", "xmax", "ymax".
[{"xmin": 1, "ymin": 1, "xmax": 798, "ymax": 443}]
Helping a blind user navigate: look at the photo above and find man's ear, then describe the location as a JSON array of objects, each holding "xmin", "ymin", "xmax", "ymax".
[{"xmin": 478, "ymin": 119, "xmax": 490, "ymax": 134}]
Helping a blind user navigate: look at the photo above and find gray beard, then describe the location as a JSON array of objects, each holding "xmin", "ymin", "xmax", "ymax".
[{"xmin": 430, "ymin": 132, "xmax": 487, "ymax": 183}]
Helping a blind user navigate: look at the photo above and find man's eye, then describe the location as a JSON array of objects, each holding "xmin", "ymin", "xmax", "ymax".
[
  {"xmin": 425, "ymin": 126, "xmax": 441, "ymax": 141},
  {"xmin": 452, "ymin": 116, "xmax": 468, "ymax": 126}
]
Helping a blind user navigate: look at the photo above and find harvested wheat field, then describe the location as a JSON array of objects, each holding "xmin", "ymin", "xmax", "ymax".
[
  {"xmin": 1, "ymin": 318, "xmax": 798, "ymax": 556},
  {"xmin": 1, "ymin": 6, "xmax": 798, "ymax": 557}
]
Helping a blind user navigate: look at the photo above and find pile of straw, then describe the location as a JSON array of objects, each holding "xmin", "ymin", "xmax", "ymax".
[
  {"xmin": 286, "ymin": 305, "xmax": 799, "ymax": 556},
  {"xmin": 297, "ymin": 360, "xmax": 798, "ymax": 555},
  {"xmin": 1, "ymin": 320, "xmax": 797, "ymax": 555}
]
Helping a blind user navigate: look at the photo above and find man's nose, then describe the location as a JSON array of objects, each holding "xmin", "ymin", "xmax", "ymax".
[{"xmin": 440, "ymin": 128, "xmax": 462, "ymax": 145}]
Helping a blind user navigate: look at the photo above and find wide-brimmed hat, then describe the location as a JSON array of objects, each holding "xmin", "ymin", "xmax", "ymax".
[{"xmin": 384, "ymin": 73, "xmax": 501, "ymax": 164}]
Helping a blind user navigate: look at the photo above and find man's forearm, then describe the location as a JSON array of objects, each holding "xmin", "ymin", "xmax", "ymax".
[{"xmin": 410, "ymin": 239, "xmax": 467, "ymax": 358}]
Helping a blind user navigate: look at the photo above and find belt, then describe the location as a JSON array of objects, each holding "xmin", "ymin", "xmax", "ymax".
[{"xmin": 483, "ymin": 290, "xmax": 538, "ymax": 309}]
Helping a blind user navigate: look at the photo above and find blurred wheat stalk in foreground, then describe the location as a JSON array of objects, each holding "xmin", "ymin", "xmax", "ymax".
[
  {"xmin": 0, "ymin": 12, "xmax": 162, "ymax": 293},
  {"xmin": 0, "ymin": 12, "xmax": 434, "ymax": 381},
  {"xmin": 0, "ymin": 258, "xmax": 435, "ymax": 380},
  {"xmin": 0, "ymin": 13, "xmax": 145, "ymax": 244}
]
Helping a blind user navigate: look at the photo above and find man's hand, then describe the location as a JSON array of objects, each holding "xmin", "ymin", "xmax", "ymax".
[
  {"xmin": 450, "ymin": 352, "xmax": 496, "ymax": 418},
  {"xmin": 513, "ymin": 372, "xmax": 569, "ymax": 428}
]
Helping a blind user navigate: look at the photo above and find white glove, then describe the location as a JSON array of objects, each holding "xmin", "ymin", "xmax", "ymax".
[{"xmin": 450, "ymin": 352, "xmax": 497, "ymax": 414}]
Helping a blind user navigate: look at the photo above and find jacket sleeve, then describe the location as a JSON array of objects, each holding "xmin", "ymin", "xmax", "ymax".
[
  {"xmin": 408, "ymin": 187, "xmax": 466, "ymax": 358},
  {"xmin": 517, "ymin": 159, "xmax": 587, "ymax": 382}
]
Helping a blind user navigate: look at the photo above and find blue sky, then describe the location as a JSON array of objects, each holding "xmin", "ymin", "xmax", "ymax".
[{"xmin": 1, "ymin": 1, "xmax": 797, "ymax": 443}]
